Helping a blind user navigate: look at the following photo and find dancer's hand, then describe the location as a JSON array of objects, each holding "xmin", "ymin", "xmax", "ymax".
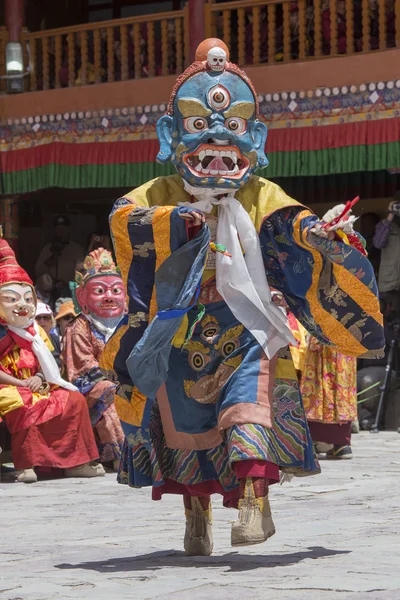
[
  {"xmin": 178, "ymin": 208, "xmax": 205, "ymax": 226},
  {"xmin": 310, "ymin": 226, "xmax": 336, "ymax": 240},
  {"xmin": 25, "ymin": 376, "xmax": 43, "ymax": 393},
  {"xmin": 311, "ymin": 204, "xmax": 357, "ymax": 239}
]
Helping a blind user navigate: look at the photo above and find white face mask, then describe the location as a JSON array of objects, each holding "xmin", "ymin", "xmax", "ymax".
[{"xmin": 0, "ymin": 284, "xmax": 36, "ymax": 328}]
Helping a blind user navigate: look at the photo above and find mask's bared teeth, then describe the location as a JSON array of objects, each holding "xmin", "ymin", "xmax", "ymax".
[
  {"xmin": 195, "ymin": 163, "xmax": 202, "ymax": 172},
  {"xmin": 199, "ymin": 150, "xmax": 206, "ymax": 161}
]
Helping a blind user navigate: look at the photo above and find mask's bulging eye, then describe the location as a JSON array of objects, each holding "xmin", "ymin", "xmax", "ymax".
[
  {"xmin": 184, "ymin": 116, "xmax": 208, "ymax": 133},
  {"xmin": 203, "ymin": 326, "xmax": 218, "ymax": 338},
  {"xmin": 225, "ymin": 117, "xmax": 246, "ymax": 134},
  {"xmin": 221, "ymin": 338, "xmax": 240, "ymax": 357},
  {"xmin": 208, "ymin": 85, "xmax": 230, "ymax": 110},
  {"xmin": 190, "ymin": 351, "xmax": 207, "ymax": 371}
]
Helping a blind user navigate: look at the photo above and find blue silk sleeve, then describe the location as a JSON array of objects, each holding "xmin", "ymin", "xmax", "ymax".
[{"xmin": 260, "ymin": 207, "xmax": 384, "ymax": 359}]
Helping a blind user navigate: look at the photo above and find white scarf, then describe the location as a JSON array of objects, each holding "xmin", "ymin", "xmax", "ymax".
[
  {"xmin": 7, "ymin": 322, "xmax": 78, "ymax": 392},
  {"xmin": 181, "ymin": 183, "xmax": 295, "ymax": 359}
]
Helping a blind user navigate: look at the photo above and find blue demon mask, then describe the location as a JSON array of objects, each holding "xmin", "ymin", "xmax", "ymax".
[{"xmin": 156, "ymin": 42, "xmax": 268, "ymax": 190}]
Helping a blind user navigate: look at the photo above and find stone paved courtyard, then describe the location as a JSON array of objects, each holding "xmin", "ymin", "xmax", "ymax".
[{"xmin": 1, "ymin": 432, "xmax": 400, "ymax": 600}]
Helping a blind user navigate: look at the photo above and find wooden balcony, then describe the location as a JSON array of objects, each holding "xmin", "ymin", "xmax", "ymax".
[
  {"xmin": 205, "ymin": 0, "xmax": 400, "ymax": 66},
  {"xmin": 0, "ymin": 0, "xmax": 399, "ymax": 94},
  {"xmin": 17, "ymin": 7, "xmax": 189, "ymax": 92}
]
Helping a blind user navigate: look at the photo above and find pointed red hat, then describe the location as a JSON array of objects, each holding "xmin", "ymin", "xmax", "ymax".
[{"xmin": 0, "ymin": 239, "xmax": 33, "ymax": 287}]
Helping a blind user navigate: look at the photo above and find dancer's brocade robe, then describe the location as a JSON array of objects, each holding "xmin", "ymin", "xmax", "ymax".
[
  {"xmin": 63, "ymin": 315, "xmax": 124, "ymax": 462},
  {"xmin": 101, "ymin": 174, "xmax": 384, "ymax": 496},
  {"xmin": 0, "ymin": 324, "xmax": 98, "ymax": 470}
]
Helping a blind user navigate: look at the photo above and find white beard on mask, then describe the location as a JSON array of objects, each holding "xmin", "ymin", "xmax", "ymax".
[{"xmin": 84, "ymin": 313, "xmax": 123, "ymax": 342}]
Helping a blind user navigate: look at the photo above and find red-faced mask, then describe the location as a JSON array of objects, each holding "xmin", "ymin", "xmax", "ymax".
[{"xmin": 76, "ymin": 274, "xmax": 126, "ymax": 319}]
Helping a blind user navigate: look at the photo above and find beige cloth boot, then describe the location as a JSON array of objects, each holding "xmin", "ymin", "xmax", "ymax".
[
  {"xmin": 65, "ymin": 462, "xmax": 105, "ymax": 478},
  {"xmin": 231, "ymin": 477, "xmax": 276, "ymax": 547},
  {"xmin": 184, "ymin": 497, "xmax": 213, "ymax": 556},
  {"xmin": 16, "ymin": 468, "xmax": 37, "ymax": 483}
]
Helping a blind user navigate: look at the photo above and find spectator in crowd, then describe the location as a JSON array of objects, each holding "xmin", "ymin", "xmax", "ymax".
[
  {"xmin": 35, "ymin": 302, "xmax": 62, "ymax": 369},
  {"xmin": 55, "ymin": 300, "xmax": 76, "ymax": 338},
  {"xmin": 358, "ymin": 212, "xmax": 381, "ymax": 277},
  {"xmin": 55, "ymin": 296, "xmax": 72, "ymax": 314},
  {"xmin": 35, "ymin": 273, "xmax": 55, "ymax": 311},
  {"xmin": 35, "ymin": 216, "xmax": 84, "ymax": 297},
  {"xmin": 369, "ymin": 0, "xmax": 396, "ymax": 49},
  {"xmin": 322, "ymin": 0, "xmax": 362, "ymax": 55},
  {"xmin": 35, "ymin": 301, "xmax": 54, "ymax": 337},
  {"xmin": 245, "ymin": 6, "xmax": 269, "ymax": 63},
  {"xmin": 373, "ymin": 192, "xmax": 400, "ymax": 315},
  {"xmin": 87, "ymin": 232, "xmax": 113, "ymax": 254},
  {"xmin": 386, "ymin": 0, "xmax": 396, "ymax": 47},
  {"xmin": 274, "ymin": 2, "xmax": 314, "ymax": 62}
]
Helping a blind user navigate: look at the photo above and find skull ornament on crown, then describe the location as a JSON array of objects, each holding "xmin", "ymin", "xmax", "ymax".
[
  {"xmin": 71, "ymin": 248, "xmax": 126, "ymax": 320},
  {"xmin": 207, "ymin": 47, "xmax": 227, "ymax": 72},
  {"xmin": 156, "ymin": 38, "xmax": 268, "ymax": 190}
]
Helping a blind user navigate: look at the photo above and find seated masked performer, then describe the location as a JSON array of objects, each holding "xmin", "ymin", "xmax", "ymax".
[
  {"xmin": 0, "ymin": 239, "xmax": 103, "ymax": 483},
  {"xmin": 62, "ymin": 248, "xmax": 125, "ymax": 470},
  {"xmin": 101, "ymin": 39, "xmax": 384, "ymax": 555}
]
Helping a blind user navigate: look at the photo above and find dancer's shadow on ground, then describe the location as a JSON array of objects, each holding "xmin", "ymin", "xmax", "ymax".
[{"xmin": 56, "ymin": 546, "xmax": 350, "ymax": 573}]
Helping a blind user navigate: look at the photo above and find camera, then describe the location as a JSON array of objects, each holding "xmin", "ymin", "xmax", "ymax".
[{"xmin": 390, "ymin": 202, "xmax": 400, "ymax": 216}]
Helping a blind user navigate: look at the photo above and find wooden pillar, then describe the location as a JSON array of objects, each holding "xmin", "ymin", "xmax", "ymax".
[
  {"xmin": 112, "ymin": 0, "xmax": 122, "ymax": 19},
  {"xmin": 189, "ymin": 0, "xmax": 206, "ymax": 62},
  {"xmin": 4, "ymin": 0, "xmax": 24, "ymax": 42},
  {"xmin": 0, "ymin": 196, "xmax": 20, "ymax": 256}
]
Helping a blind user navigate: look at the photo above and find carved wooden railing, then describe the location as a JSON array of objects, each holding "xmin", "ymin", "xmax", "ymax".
[
  {"xmin": 22, "ymin": 7, "xmax": 189, "ymax": 91},
  {"xmin": 1, "ymin": 0, "xmax": 399, "ymax": 93},
  {"xmin": 205, "ymin": 0, "xmax": 400, "ymax": 66}
]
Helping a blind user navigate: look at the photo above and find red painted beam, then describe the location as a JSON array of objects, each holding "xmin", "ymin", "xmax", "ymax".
[
  {"xmin": 189, "ymin": 0, "xmax": 206, "ymax": 62},
  {"xmin": 5, "ymin": 0, "xmax": 24, "ymax": 42}
]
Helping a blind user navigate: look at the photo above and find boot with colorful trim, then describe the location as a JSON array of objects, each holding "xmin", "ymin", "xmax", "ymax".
[
  {"xmin": 231, "ymin": 477, "xmax": 276, "ymax": 547},
  {"xmin": 184, "ymin": 496, "xmax": 213, "ymax": 556}
]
